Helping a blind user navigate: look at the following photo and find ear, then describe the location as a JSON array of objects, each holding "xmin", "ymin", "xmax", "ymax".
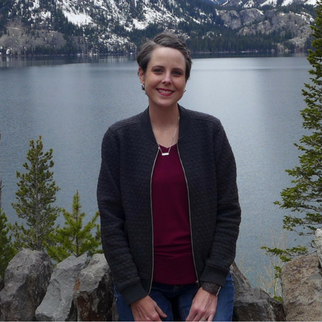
[{"xmin": 138, "ymin": 68, "xmax": 145, "ymax": 84}]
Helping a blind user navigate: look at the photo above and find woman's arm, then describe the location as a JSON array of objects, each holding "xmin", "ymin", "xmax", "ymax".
[{"xmin": 97, "ymin": 129, "xmax": 147, "ymax": 305}]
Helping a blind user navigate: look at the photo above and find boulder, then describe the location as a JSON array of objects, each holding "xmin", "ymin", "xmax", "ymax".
[
  {"xmin": 231, "ymin": 262, "xmax": 285, "ymax": 321},
  {"xmin": 0, "ymin": 248, "xmax": 53, "ymax": 321},
  {"xmin": 35, "ymin": 253, "xmax": 88, "ymax": 321},
  {"xmin": 73, "ymin": 254, "xmax": 115, "ymax": 321},
  {"xmin": 315, "ymin": 228, "xmax": 322, "ymax": 267},
  {"xmin": 0, "ymin": 275, "xmax": 3, "ymax": 291},
  {"xmin": 281, "ymin": 254, "xmax": 322, "ymax": 321}
]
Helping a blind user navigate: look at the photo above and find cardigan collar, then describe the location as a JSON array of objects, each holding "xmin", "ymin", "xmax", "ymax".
[{"xmin": 140, "ymin": 104, "xmax": 191, "ymax": 144}]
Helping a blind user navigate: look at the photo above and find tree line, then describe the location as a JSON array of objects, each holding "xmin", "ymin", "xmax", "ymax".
[{"xmin": 0, "ymin": 0, "xmax": 315, "ymax": 55}]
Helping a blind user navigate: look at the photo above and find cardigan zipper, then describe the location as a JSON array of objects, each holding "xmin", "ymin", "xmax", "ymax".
[
  {"xmin": 148, "ymin": 147, "xmax": 160, "ymax": 294},
  {"xmin": 177, "ymin": 144, "xmax": 199, "ymax": 284}
]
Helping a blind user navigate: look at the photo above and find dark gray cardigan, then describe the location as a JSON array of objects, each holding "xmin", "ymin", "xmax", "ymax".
[{"xmin": 97, "ymin": 105, "xmax": 241, "ymax": 305}]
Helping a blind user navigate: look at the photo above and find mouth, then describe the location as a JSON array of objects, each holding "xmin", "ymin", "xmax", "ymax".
[{"xmin": 157, "ymin": 88, "xmax": 174, "ymax": 96}]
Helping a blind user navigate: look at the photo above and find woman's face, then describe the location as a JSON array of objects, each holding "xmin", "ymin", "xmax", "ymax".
[{"xmin": 138, "ymin": 46, "xmax": 187, "ymax": 111}]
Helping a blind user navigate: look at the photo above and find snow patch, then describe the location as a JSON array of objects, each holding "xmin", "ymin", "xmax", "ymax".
[
  {"xmin": 63, "ymin": 11, "xmax": 93, "ymax": 26},
  {"xmin": 260, "ymin": 0, "xmax": 278, "ymax": 6},
  {"xmin": 282, "ymin": 0, "xmax": 293, "ymax": 6}
]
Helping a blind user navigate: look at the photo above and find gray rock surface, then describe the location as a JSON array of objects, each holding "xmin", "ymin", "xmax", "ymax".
[
  {"xmin": 0, "ymin": 249, "xmax": 53, "ymax": 321},
  {"xmin": 281, "ymin": 253, "xmax": 322, "ymax": 321},
  {"xmin": 231, "ymin": 262, "xmax": 285, "ymax": 321},
  {"xmin": 315, "ymin": 228, "xmax": 322, "ymax": 267},
  {"xmin": 5, "ymin": 248, "xmax": 322, "ymax": 321},
  {"xmin": 73, "ymin": 254, "xmax": 115, "ymax": 321},
  {"xmin": 0, "ymin": 275, "xmax": 3, "ymax": 291},
  {"xmin": 35, "ymin": 253, "xmax": 88, "ymax": 321}
]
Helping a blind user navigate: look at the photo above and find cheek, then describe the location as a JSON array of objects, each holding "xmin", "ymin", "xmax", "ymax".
[
  {"xmin": 176, "ymin": 79, "xmax": 187, "ymax": 90},
  {"xmin": 146, "ymin": 76, "xmax": 160, "ymax": 87}
]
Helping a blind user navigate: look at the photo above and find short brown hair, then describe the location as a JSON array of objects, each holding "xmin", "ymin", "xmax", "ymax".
[{"xmin": 136, "ymin": 32, "xmax": 192, "ymax": 81}]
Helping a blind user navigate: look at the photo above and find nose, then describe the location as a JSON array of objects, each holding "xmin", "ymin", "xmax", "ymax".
[{"xmin": 162, "ymin": 72, "xmax": 172, "ymax": 84}]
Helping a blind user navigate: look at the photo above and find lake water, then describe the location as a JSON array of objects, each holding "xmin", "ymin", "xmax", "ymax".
[{"xmin": 0, "ymin": 54, "xmax": 311, "ymax": 288}]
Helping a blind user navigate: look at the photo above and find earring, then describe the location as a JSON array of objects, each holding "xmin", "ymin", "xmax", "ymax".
[{"xmin": 141, "ymin": 83, "xmax": 145, "ymax": 91}]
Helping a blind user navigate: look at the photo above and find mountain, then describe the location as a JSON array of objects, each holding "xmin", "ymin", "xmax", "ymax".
[{"xmin": 0, "ymin": 0, "xmax": 317, "ymax": 55}]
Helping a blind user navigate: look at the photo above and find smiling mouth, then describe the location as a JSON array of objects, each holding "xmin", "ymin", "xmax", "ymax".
[{"xmin": 157, "ymin": 88, "xmax": 174, "ymax": 96}]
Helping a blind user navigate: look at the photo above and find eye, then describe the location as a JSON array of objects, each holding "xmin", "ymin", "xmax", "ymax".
[
  {"xmin": 153, "ymin": 68, "xmax": 163, "ymax": 74},
  {"xmin": 172, "ymin": 70, "xmax": 183, "ymax": 76}
]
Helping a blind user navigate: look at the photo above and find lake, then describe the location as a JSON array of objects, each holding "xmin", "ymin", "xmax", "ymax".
[{"xmin": 0, "ymin": 54, "xmax": 311, "ymax": 289}]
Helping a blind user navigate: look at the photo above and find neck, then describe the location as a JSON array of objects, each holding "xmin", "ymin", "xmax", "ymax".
[
  {"xmin": 149, "ymin": 104, "xmax": 180, "ymax": 129},
  {"xmin": 149, "ymin": 104, "xmax": 180, "ymax": 148}
]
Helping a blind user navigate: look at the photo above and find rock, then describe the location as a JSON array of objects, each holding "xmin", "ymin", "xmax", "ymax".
[
  {"xmin": 0, "ymin": 275, "xmax": 3, "ymax": 291},
  {"xmin": 7, "ymin": 249, "xmax": 318, "ymax": 321},
  {"xmin": 73, "ymin": 254, "xmax": 115, "ymax": 321},
  {"xmin": 0, "ymin": 249, "xmax": 53, "ymax": 321},
  {"xmin": 35, "ymin": 253, "xmax": 88, "ymax": 321},
  {"xmin": 217, "ymin": 10, "xmax": 242, "ymax": 29},
  {"xmin": 281, "ymin": 254, "xmax": 322, "ymax": 321},
  {"xmin": 239, "ymin": 8, "xmax": 265, "ymax": 26},
  {"xmin": 231, "ymin": 262, "xmax": 285, "ymax": 321},
  {"xmin": 315, "ymin": 228, "xmax": 322, "ymax": 267}
]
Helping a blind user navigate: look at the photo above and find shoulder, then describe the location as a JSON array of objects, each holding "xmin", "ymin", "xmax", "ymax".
[
  {"xmin": 189, "ymin": 109, "xmax": 221, "ymax": 124},
  {"xmin": 101, "ymin": 111, "xmax": 145, "ymax": 148}
]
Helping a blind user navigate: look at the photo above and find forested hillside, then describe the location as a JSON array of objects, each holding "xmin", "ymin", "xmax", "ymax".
[{"xmin": 0, "ymin": 0, "xmax": 317, "ymax": 55}]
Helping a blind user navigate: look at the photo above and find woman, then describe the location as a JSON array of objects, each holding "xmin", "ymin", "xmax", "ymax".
[{"xmin": 97, "ymin": 32, "xmax": 241, "ymax": 321}]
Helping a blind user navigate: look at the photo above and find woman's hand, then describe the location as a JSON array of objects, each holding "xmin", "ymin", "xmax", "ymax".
[
  {"xmin": 186, "ymin": 288, "xmax": 218, "ymax": 321},
  {"xmin": 131, "ymin": 295, "xmax": 167, "ymax": 321}
]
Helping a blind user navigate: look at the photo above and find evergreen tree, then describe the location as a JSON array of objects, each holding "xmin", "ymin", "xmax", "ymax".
[
  {"xmin": 262, "ymin": 2, "xmax": 322, "ymax": 292},
  {"xmin": 10, "ymin": 136, "xmax": 60, "ymax": 251},
  {"xmin": 275, "ymin": 1, "xmax": 322, "ymax": 241},
  {"xmin": 262, "ymin": 2, "xmax": 322, "ymax": 300},
  {"xmin": 46, "ymin": 190, "xmax": 101, "ymax": 262},
  {"xmin": 0, "ymin": 209, "xmax": 16, "ymax": 277}
]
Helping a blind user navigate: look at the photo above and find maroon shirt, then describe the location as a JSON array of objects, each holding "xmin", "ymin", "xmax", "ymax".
[{"xmin": 152, "ymin": 144, "xmax": 197, "ymax": 285}]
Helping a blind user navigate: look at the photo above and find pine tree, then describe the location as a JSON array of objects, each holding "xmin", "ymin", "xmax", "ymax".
[
  {"xmin": 262, "ymin": 1, "xmax": 322, "ymax": 300},
  {"xmin": 262, "ymin": 2, "xmax": 322, "ymax": 289},
  {"xmin": 0, "ymin": 133, "xmax": 3, "ymax": 210},
  {"xmin": 10, "ymin": 136, "xmax": 60, "ymax": 251},
  {"xmin": 0, "ymin": 209, "xmax": 16, "ymax": 277},
  {"xmin": 46, "ymin": 190, "xmax": 101, "ymax": 262},
  {"xmin": 275, "ymin": 1, "xmax": 322, "ymax": 241}
]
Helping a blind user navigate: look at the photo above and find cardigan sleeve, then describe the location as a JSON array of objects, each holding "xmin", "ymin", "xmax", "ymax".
[
  {"xmin": 201, "ymin": 122, "xmax": 241, "ymax": 286},
  {"xmin": 97, "ymin": 128, "xmax": 148, "ymax": 305}
]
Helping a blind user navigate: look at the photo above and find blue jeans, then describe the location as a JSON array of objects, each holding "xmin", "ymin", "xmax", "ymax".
[{"xmin": 115, "ymin": 273, "xmax": 234, "ymax": 321}]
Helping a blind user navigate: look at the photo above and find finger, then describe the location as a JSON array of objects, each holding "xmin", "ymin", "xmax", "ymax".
[
  {"xmin": 155, "ymin": 304, "xmax": 167, "ymax": 319},
  {"xmin": 207, "ymin": 313, "xmax": 215, "ymax": 321},
  {"xmin": 185, "ymin": 309, "xmax": 195, "ymax": 321},
  {"xmin": 186, "ymin": 310, "xmax": 202, "ymax": 321},
  {"xmin": 145, "ymin": 310, "xmax": 162, "ymax": 321}
]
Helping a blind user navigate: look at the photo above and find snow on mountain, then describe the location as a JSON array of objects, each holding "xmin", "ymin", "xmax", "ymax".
[
  {"xmin": 0, "ymin": 0, "xmax": 317, "ymax": 55},
  {"xmin": 224, "ymin": 0, "xmax": 316, "ymax": 7}
]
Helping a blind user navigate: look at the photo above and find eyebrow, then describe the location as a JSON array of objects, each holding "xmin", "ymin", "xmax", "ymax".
[{"xmin": 151, "ymin": 65, "xmax": 184, "ymax": 71}]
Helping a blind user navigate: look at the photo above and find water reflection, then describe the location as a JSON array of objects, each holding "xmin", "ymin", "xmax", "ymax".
[{"xmin": 0, "ymin": 54, "xmax": 137, "ymax": 68}]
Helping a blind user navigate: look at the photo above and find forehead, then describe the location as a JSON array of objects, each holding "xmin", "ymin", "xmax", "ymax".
[{"xmin": 148, "ymin": 46, "xmax": 186, "ymax": 69}]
